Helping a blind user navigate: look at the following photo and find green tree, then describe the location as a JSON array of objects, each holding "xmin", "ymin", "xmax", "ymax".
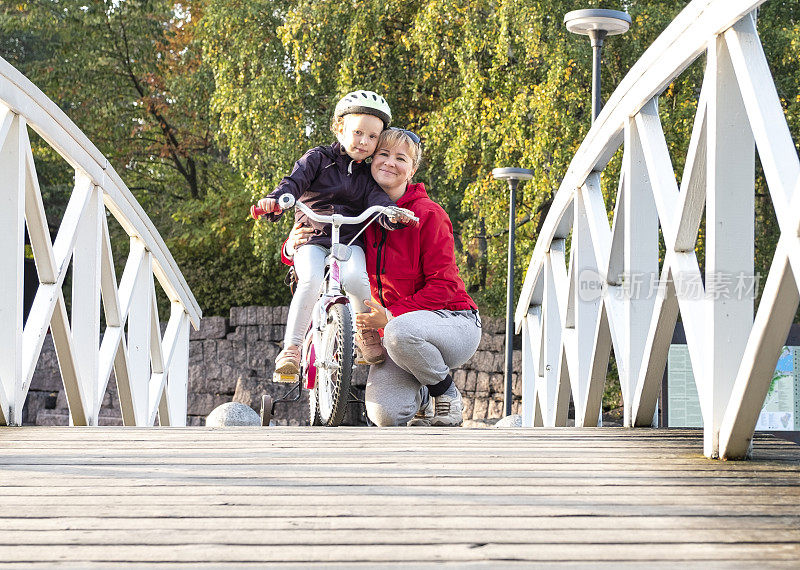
[
  {"xmin": 203, "ymin": 0, "xmax": 699, "ymax": 312},
  {"xmin": 0, "ymin": 0, "xmax": 284, "ymax": 315}
]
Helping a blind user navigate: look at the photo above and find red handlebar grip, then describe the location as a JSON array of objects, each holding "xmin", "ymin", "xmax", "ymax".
[{"xmin": 251, "ymin": 205, "xmax": 267, "ymax": 219}]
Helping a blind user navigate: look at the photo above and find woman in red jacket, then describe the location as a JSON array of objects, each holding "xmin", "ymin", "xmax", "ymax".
[{"xmin": 289, "ymin": 128, "xmax": 481, "ymax": 426}]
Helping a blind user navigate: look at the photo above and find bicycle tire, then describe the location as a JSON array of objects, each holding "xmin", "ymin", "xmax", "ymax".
[
  {"xmin": 308, "ymin": 384, "xmax": 323, "ymax": 426},
  {"xmin": 302, "ymin": 330, "xmax": 323, "ymax": 426},
  {"xmin": 316, "ymin": 303, "xmax": 354, "ymax": 427}
]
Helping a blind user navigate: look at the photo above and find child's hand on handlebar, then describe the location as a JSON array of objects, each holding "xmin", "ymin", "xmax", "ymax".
[{"xmin": 256, "ymin": 197, "xmax": 281, "ymax": 214}]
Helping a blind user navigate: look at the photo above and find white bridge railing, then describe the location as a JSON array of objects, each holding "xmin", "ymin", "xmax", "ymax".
[
  {"xmin": 0, "ymin": 57, "xmax": 201, "ymax": 427},
  {"xmin": 515, "ymin": 0, "xmax": 798, "ymax": 459}
]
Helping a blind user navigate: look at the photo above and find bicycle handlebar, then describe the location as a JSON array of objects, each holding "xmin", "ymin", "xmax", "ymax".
[{"xmin": 251, "ymin": 194, "xmax": 419, "ymax": 227}]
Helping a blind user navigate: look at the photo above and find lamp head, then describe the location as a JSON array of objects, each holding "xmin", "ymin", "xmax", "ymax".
[
  {"xmin": 564, "ymin": 9, "xmax": 631, "ymax": 36},
  {"xmin": 492, "ymin": 167, "xmax": 534, "ymax": 182}
]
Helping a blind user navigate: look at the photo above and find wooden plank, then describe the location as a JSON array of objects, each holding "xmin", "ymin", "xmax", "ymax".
[
  {"xmin": 1, "ymin": 514, "xmax": 798, "ymax": 532},
  {"xmin": 0, "ymin": 487, "xmax": 799, "ymax": 505},
  {"xmin": 3, "ymin": 527, "xmax": 800, "ymax": 546},
  {"xmin": 0, "ymin": 502, "xmax": 799, "ymax": 519},
  {"xmin": 1, "ymin": 542, "xmax": 799, "ymax": 564}
]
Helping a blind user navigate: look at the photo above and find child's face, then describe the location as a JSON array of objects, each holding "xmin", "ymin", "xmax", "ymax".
[{"xmin": 337, "ymin": 114, "xmax": 384, "ymax": 161}]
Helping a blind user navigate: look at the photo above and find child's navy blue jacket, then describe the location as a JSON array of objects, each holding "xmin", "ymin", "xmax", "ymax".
[{"xmin": 266, "ymin": 142, "xmax": 398, "ymax": 248}]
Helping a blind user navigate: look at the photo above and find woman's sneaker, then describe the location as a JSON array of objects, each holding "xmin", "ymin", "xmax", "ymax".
[
  {"xmin": 355, "ymin": 328, "xmax": 385, "ymax": 365},
  {"xmin": 274, "ymin": 345, "xmax": 301, "ymax": 375},
  {"xmin": 408, "ymin": 387, "xmax": 434, "ymax": 426},
  {"xmin": 431, "ymin": 384, "xmax": 464, "ymax": 427}
]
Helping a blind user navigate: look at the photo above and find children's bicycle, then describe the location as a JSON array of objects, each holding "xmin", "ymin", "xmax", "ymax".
[{"xmin": 251, "ymin": 194, "xmax": 417, "ymax": 426}]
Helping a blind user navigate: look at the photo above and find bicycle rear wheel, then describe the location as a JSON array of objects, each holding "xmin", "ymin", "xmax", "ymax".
[{"xmin": 316, "ymin": 303, "xmax": 354, "ymax": 426}]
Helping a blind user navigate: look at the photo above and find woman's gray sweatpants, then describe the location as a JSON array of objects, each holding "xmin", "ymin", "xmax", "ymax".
[{"xmin": 365, "ymin": 309, "xmax": 482, "ymax": 426}]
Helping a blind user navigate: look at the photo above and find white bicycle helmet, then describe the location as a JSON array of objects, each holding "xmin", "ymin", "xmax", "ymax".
[{"xmin": 334, "ymin": 90, "xmax": 392, "ymax": 127}]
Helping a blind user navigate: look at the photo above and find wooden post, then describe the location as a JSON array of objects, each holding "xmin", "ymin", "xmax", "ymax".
[
  {"xmin": 622, "ymin": 117, "xmax": 659, "ymax": 427},
  {"xmin": 127, "ymin": 239, "xmax": 153, "ymax": 425},
  {"xmin": 0, "ymin": 113, "xmax": 24, "ymax": 425},
  {"xmin": 704, "ymin": 33, "xmax": 755, "ymax": 458},
  {"xmin": 71, "ymin": 179, "xmax": 102, "ymax": 425},
  {"xmin": 520, "ymin": 308, "xmax": 540, "ymax": 427}
]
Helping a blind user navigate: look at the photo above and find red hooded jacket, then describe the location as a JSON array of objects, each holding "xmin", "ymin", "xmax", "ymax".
[{"xmin": 364, "ymin": 183, "xmax": 477, "ymax": 317}]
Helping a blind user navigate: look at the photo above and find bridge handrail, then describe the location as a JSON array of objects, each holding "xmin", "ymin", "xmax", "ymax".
[
  {"xmin": 0, "ymin": 55, "xmax": 201, "ymax": 427},
  {"xmin": 513, "ymin": 0, "xmax": 799, "ymax": 460},
  {"xmin": 0, "ymin": 56, "xmax": 201, "ymax": 325},
  {"xmin": 516, "ymin": 0, "xmax": 767, "ymax": 328}
]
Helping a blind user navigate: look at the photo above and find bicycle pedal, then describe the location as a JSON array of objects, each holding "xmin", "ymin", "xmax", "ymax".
[{"xmin": 272, "ymin": 372, "xmax": 299, "ymax": 383}]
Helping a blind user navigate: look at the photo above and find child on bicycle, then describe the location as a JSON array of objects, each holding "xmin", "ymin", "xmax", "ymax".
[{"xmin": 257, "ymin": 90, "xmax": 403, "ymax": 376}]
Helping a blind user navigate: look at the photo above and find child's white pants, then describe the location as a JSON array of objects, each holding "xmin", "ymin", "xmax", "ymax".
[{"xmin": 284, "ymin": 244, "xmax": 372, "ymax": 347}]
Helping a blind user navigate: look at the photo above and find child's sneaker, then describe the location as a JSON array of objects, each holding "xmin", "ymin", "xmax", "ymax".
[
  {"xmin": 431, "ymin": 384, "xmax": 464, "ymax": 427},
  {"xmin": 408, "ymin": 387, "xmax": 434, "ymax": 426},
  {"xmin": 274, "ymin": 345, "xmax": 301, "ymax": 375},
  {"xmin": 355, "ymin": 327, "xmax": 385, "ymax": 365}
]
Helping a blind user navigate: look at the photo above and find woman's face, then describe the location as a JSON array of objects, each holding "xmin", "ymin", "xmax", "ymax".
[{"xmin": 371, "ymin": 142, "xmax": 417, "ymax": 192}]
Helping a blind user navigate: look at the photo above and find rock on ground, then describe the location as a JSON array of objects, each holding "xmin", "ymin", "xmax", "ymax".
[
  {"xmin": 206, "ymin": 402, "xmax": 261, "ymax": 427},
  {"xmin": 494, "ymin": 414, "xmax": 523, "ymax": 428}
]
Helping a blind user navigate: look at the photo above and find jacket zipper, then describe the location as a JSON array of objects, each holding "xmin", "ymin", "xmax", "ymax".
[{"xmin": 376, "ymin": 227, "xmax": 388, "ymax": 306}]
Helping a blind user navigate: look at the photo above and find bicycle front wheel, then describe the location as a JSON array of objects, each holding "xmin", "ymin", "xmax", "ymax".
[
  {"xmin": 308, "ymin": 384, "xmax": 323, "ymax": 426},
  {"xmin": 316, "ymin": 303, "xmax": 354, "ymax": 427}
]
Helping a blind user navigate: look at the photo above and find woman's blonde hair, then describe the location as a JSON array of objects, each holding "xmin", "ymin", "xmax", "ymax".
[{"xmin": 375, "ymin": 128, "xmax": 423, "ymax": 169}]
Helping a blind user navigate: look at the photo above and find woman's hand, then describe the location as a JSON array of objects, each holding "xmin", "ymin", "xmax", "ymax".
[
  {"xmin": 387, "ymin": 207, "xmax": 416, "ymax": 226},
  {"xmin": 285, "ymin": 222, "xmax": 314, "ymax": 256},
  {"xmin": 356, "ymin": 299, "xmax": 390, "ymax": 330}
]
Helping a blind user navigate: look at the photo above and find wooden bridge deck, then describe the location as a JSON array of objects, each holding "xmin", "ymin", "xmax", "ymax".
[{"xmin": 0, "ymin": 427, "xmax": 799, "ymax": 567}]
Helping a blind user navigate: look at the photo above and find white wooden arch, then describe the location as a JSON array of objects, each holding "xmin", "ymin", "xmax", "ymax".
[
  {"xmin": 515, "ymin": 0, "xmax": 798, "ymax": 459},
  {"xmin": 0, "ymin": 56, "xmax": 201, "ymax": 427}
]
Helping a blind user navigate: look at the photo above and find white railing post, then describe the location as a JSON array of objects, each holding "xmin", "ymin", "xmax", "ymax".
[
  {"xmin": 520, "ymin": 307, "xmax": 540, "ymax": 427},
  {"xmin": 128, "ymin": 240, "xmax": 153, "ymax": 425},
  {"xmin": 704, "ymin": 32, "xmax": 755, "ymax": 457},
  {"xmin": 0, "ymin": 112, "xmax": 24, "ymax": 426},
  {"xmin": 621, "ymin": 116, "xmax": 659, "ymax": 427},
  {"xmin": 542, "ymin": 243, "xmax": 567, "ymax": 426},
  {"xmin": 166, "ymin": 304, "xmax": 190, "ymax": 426},
  {"xmin": 71, "ymin": 177, "xmax": 103, "ymax": 425}
]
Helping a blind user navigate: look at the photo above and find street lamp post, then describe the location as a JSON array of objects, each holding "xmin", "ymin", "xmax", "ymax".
[
  {"xmin": 492, "ymin": 167, "xmax": 534, "ymax": 417},
  {"xmin": 564, "ymin": 9, "xmax": 631, "ymax": 122}
]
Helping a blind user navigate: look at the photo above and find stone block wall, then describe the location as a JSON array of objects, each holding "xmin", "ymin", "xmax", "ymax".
[{"xmin": 24, "ymin": 307, "xmax": 520, "ymax": 426}]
